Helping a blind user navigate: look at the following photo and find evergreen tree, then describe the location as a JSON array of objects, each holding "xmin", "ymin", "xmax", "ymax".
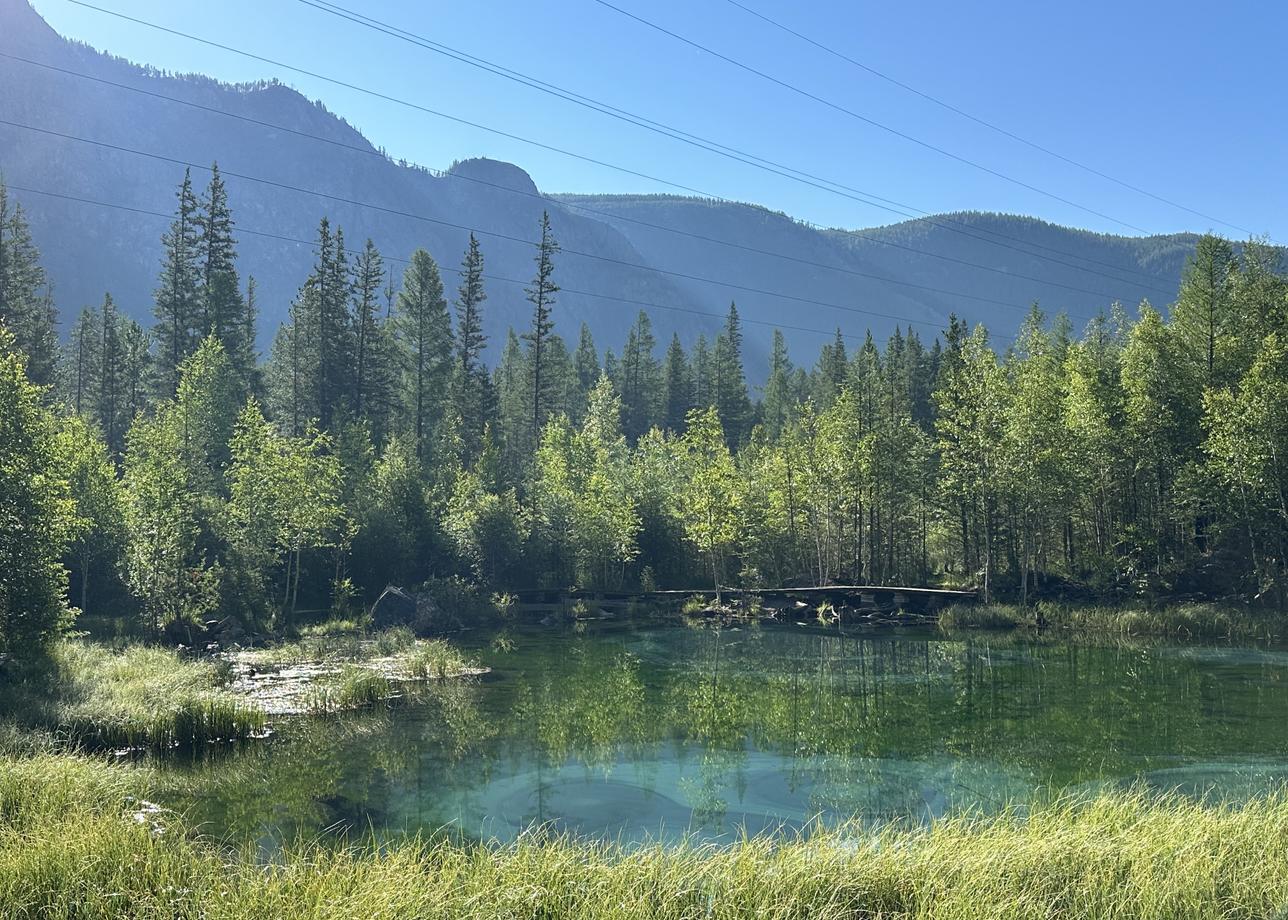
[
  {"xmin": 153, "ymin": 170, "xmax": 202, "ymax": 395},
  {"xmin": 619, "ymin": 310, "xmax": 660, "ymax": 441},
  {"xmin": 96, "ymin": 293, "xmax": 125, "ymax": 454},
  {"xmin": 197, "ymin": 164, "xmax": 248, "ymax": 381},
  {"xmin": 452, "ymin": 234, "xmax": 492, "ymax": 462},
  {"xmin": 572, "ymin": 322, "xmax": 599, "ymax": 424},
  {"xmin": 712, "ymin": 302, "xmax": 751, "ymax": 445},
  {"xmin": 67, "ymin": 305, "xmax": 100, "ymax": 418},
  {"xmin": 761, "ymin": 329, "xmax": 793, "ymax": 438},
  {"xmin": 661, "ymin": 332, "xmax": 692, "ymax": 434},
  {"xmin": 392, "ymin": 249, "xmax": 452, "ymax": 461},
  {"xmin": 0, "ymin": 181, "xmax": 57, "ymax": 388},
  {"xmin": 351, "ymin": 239, "xmax": 394, "ymax": 438},
  {"xmin": 522, "ymin": 211, "xmax": 560, "ymax": 447}
]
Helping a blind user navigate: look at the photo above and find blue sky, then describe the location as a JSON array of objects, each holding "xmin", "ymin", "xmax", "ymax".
[{"xmin": 26, "ymin": 0, "xmax": 1288, "ymax": 240}]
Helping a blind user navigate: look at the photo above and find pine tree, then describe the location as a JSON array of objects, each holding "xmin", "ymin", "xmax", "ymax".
[
  {"xmin": 523, "ymin": 211, "xmax": 560, "ymax": 446},
  {"xmin": 661, "ymin": 332, "xmax": 691, "ymax": 434},
  {"xmin": 96, "ymin": 293, "xmax": 125, "ymax": 454},
  {"xmin": 452, "ymin": 234, "xmax": 491, "ymax": 461},
  {"xmin": 67, "ymin": 305, "xmax": 100, "ymax": 418},
  {"xmin": 197, "ymin": 164, "xmax": 248, "ymax": 381},
  {"xmin": 761, "ymin": 329, "xmax": 793, "ymax": 438},
  {"xmin": 0, "ymin": 181, "xmax": 57, "ymax": 388},
  {"xmin": 154, "ymin": 170, "xmax": 202, "ymax": 395},
  {"xmin": 572, "ymin": 322, "xmax": 599, "ymax": 424},
  {"xmin": 713, "ymin": 302, "xmax": 751, "ymax": 445},
  {"xmin": 392, "ymin": 248, "xmax": 452, "ymax": 461},
  {"xmin": 619, "ymin": 310, "xmax": 660, "ymax": 441},
  {"xmin": 351, "ymin": 239, "xmax": 389, "ymax": 425}
]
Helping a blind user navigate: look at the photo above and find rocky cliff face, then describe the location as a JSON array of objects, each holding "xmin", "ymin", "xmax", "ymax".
[{"xmin": 1, "ymin": 0, "xmax": 1196, "ymax": 376}]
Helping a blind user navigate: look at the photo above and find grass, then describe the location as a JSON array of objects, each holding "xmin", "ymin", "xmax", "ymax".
[
  {"xmin": 940, "ymin": 601, "xmax": 1283, "ymax": 641},
  {"xmin": 5, "ymin": 753, "xmax": 1288, "ymax": 918},
  {"xmin": 235, "ymin": 629, "xmax": 476, "ymax": 715},
  {"xmin": 302, "ymin": 666, "xmax": 394, "ymax": 714},
  {"xmin": 0, "ymin": 641, "xmax": 264, "ymax": 750}
]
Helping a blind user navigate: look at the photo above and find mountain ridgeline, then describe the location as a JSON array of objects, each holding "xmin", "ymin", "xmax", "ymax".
[{"xmin": 0, "ymin": 0, "xmax": 1202, "ymax": 373}]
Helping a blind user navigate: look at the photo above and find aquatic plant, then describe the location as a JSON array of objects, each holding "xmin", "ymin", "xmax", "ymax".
[{"xmin": 939, "ymin": 601, "xmax": 1278, "ymax": 640}]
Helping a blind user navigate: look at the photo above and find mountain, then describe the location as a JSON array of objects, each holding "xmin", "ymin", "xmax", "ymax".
[{"xmin": 0, "ymin": 0, "xmax": 1199, "ymax": 378}]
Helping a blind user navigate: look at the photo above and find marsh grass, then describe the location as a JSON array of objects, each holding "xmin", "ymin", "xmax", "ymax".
[
  {"xmin": 0, "ymin": 641, "xmax": 263, "ymax": 750},
  {"xmin": 302, "ymin": 666, "xmax": 393, "ymax": 714},
  {"xmin": 940, "ymin": 601, "xmax": 1280, "ymax": 641},
  {"xmin": 5, "ymin": 753, "xmax": 1288, "ymax": 918}
]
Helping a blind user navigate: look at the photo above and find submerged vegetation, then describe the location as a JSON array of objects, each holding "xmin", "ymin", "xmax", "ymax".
[{"xmin": 4, "ymin": 752, "xmax": 1288, "ymax": 919}]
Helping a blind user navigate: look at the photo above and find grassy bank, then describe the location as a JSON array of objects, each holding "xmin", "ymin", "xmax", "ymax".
[
  {"xmin": 0, "ymin": 630, "xmax": 478, "ymax": 746},
  {"xmin": 0, "ymin": 641, "xmax": 263, "ymax": 749},
  {"xmin": 3, "ymin": 753, "xmax": 1288, "ymax": 919},
  {"xmin": 939, "ymin": 601, "xmax": 1283, "ymax": 641}
]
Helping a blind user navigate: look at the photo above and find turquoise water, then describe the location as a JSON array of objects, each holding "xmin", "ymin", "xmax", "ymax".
[{"xmin": 158, "ymin": 621, "xmax": 1288, "ymax": 847}]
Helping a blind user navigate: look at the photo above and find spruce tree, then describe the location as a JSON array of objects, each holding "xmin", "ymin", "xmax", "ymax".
[
  {"xmin": 572, "ymin": 322, "xmax": 599, "ymax": 424},
  {"xmin": 762, "ymin": 329, "xmax": 793, "ymax": 438},
  {"xmin": 351, "ymin": 239, "xmax": 388, "ymax": 424},
  {"xmin": 197, "ymin": 164, "xmax": 247, "ymax": 380},
  {"xmin": 0, "ymin": 181, "xmax": 57, "ymax": 388},
  {"xmin": 154, "ymin": 170, "xmax": 202, "ymax": 395},
  {"xmin": 96, "ymin": 293, "xmax": 124, "ymax": 454},
  {"xmin": 523, "ymin": 211, "xmax": 560, "ymax": 446},
  {"xmin": 494, "ymin": 328, "xmax": 530, "ymax": 482},
  {"xmin": 619, "ymin": 310, "xmax": 660, "ymax": 441},
  {"xmin": 662, "ymin": 332, "xmax": 692, "ymax": 434},
  {"xmin": 713, "ymin": 302, "xmax": 751, "ymax": 445},
  {"xmin": 392, "ymin": 248, "xmax": 452, "ymax": 461},
  {"xmin": 67, "ymin": 305, "xmax": 101, "ymax": 419},
  {"xmin": 453, "ymin": 233, "xmax": 491, "ymax": 461}
]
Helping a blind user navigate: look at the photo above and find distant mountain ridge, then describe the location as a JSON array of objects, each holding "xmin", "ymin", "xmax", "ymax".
[{"xmin": 1, "ymin": 0, "xmax": 1203, "ymax": 377}]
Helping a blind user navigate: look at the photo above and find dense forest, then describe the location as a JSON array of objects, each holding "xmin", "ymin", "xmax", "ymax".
[{"xmin": 1, "ymin": 169, "xmax": 1286, "ymax": 663}]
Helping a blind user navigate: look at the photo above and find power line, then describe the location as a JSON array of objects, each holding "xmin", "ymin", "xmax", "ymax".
[
  {"xmin": 0, "ymin": 51, "xmax": 1170, "ymax": 309},
  {"xmin": 593, "ymin": 0, "xmax": 1163, "ymax": 235},
  {"xmin": 1, "ymin": 118, "xmax": 1020, "ymax": 339},
  {"xmin": 57, "ymin": 0, "xmax": 1179, "ymax": 293},
  {"xmin": 9, "ymin": 181, "xmax": 981, "ymax": 345},
  {"xmin": 719, "ymin": 0, "xmax": 1260, "ymax": 239},
  {"xmin": 290, "ymin": 0, "xmax": 1177, "ymax": 293}
]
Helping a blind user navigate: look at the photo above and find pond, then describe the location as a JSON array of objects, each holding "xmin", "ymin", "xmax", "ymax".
[{"xmin": 156, "ymin": 620, "xmax": 1288, "ymax": 848}]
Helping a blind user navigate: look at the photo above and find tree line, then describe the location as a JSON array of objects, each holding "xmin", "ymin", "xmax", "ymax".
[{"xmin": 1, "ymin": 170, "xmax": 1286, "ymax": 662}]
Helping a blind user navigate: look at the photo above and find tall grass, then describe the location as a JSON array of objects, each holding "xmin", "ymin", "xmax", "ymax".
[
  {"xmin": 4, "ymin": 753, "xmax": 1288, "ymax": 918},
  {"xmin": 940, "ymin": 601, "xmax": 1281, "ymax": 641},
  {"xmin": 0, "ymin": 641, "xmax": 264, "ymax": 749},
  {"xmin": 302, "ymin": 666, "xmax": 393, "ymax": 714}
]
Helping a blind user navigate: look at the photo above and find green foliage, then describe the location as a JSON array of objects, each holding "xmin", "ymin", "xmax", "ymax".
[
  {"xmin": 0, "ymin": 327, "xmax": 76, "ymax": 661},
  {"xmin": 0, "ymin": 640, "xmax": 262, "ymax": 748}
]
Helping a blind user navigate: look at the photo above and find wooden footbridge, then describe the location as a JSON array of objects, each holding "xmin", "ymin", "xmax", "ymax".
[{"xmin": 510, "ymin": 584, "xmax": 977, "ymax": 623}]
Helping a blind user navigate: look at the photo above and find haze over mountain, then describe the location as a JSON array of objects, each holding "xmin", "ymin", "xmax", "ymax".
[{"xmin": 1, "ymin": 0, "xmax": 1201, "ymax": 375}]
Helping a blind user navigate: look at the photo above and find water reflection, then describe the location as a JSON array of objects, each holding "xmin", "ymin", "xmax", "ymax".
[{"xmin": 154, "ymin": 622, "xmax": 1288, "ymax": 846}]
